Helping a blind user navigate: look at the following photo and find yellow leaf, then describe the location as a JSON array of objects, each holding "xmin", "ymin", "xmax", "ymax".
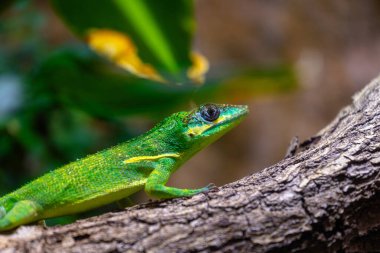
[
  {"xmin": 87, "ymin": 29, "xmax": 165, "ymax": 83},
  {"xmin": 187, "ymin": 51, "xmax": 209, "ymax": 85}
]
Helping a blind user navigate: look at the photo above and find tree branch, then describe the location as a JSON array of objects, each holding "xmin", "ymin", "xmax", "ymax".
[{"xmin": 1, "ymin": 76, "xmax": 380, "ymax": 253}]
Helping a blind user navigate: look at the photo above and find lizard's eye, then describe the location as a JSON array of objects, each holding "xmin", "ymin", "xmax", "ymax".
[{"xmin": 200, "ymin": 104, "xmax": 220, "ymax": 122}]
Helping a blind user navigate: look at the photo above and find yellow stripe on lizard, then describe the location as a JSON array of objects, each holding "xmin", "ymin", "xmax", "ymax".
[
  {"xmin": 186, "ymin": 115, "xmax": 228, "ymax": 136},
  {"xmin": 123, "ymin": 153, "xmax": 180, "ymax": 164}
]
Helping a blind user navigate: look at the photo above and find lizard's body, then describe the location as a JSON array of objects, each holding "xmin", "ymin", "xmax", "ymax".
[{"xmin": 0, "ymin": 104, "xmax": 248, "ymax": 231}]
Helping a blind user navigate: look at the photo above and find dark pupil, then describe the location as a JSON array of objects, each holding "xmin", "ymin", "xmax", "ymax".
[{"xmin": 201, "ymin": 104, "xmax": 220, "ymax": 122}]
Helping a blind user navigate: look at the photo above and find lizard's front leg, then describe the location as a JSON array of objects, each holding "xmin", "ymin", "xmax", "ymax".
[{"xmin": 144, "ymin": 158, "xmax": 212, "ymax": 199}]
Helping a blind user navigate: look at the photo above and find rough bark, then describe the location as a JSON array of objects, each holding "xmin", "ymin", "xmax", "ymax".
[{"xmin": 1, "ymin": 77, "xmax": 380, "ymax": 253}]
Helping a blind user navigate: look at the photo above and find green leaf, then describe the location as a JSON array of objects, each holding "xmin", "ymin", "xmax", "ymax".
[
  {"xmin": 31, "ymin": 48, "xmax": 297, "ymax": 118},
  {"xmin": 32, "ymin": 48, "xmax": 189, "ymax": 118},
  {"xmin": 50, "ymin": 0, "xmax": 196, "ymax": 84}
]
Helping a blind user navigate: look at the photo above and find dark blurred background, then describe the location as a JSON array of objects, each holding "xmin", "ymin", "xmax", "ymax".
[
  {"xmin": 179, "ymin": 0, "xmax": 380, "ymax": 187},
  {"xmin": 1, "ymin": 0, "xmax": 380, "ymax": 222}
]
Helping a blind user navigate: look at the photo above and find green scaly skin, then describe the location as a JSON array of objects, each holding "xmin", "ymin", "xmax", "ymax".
[{"xmin": 0, "ymin": 104, "xmax": 248, "ymax": 231}]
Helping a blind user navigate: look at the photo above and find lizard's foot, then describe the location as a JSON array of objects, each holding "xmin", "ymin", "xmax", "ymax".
[
  {"xmin": 0, "ymin": 200, "xmax": 42, "ymax": 231},
  {"xmin": 38, "ymin": 220, "xmax": 47, "ymax": 229},
  {"xmin": 203, "ymin": 183, "xmax": 218, "ymax": 193}
]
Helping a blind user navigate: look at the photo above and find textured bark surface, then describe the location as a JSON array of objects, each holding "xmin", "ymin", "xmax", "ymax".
[{"xmin": 0, "ymin": 77, "xmax": 380, "ymax": 253}]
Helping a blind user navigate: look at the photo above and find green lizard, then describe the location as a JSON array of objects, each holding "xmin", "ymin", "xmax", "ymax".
[{"xmin": 0, "ymin": 103, "xmax": 248, "ymax": 231}]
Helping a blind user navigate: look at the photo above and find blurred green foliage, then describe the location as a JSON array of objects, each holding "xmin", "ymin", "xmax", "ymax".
[
  {"xmin": 50, "ymin": 0, "xmax": 194, "ymax": 83},
  {"xmin": 0, "ymin": 0, "xmax": 298, "ymax": 225},
  {"xmin": 33, "ymin": 47, "xmax": 296, "ymax": 118}
]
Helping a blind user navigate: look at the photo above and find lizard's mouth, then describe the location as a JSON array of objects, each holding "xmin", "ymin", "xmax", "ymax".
[
  {"xmin": 203, "ymin": 105, "xmax": 249, "ymax": 134},
  {"xmin": 185, "ymin": 104, "xmax": 249, "ymax": 137}
]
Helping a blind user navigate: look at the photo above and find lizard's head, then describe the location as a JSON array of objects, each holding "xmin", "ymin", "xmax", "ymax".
[
  {"xmin": 150, "ymin": 103, "xmax": 248, "ymax": 157},
  {"xmin": 181, "ymin": 103, "xmax": 249, "ymax": 150}
]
